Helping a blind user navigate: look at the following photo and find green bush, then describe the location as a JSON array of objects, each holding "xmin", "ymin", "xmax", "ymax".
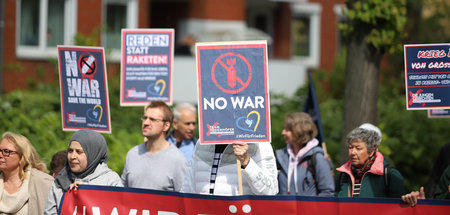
[{"xmin": 0, "ymin": 82, "xmax": 144, "ymax": 175}]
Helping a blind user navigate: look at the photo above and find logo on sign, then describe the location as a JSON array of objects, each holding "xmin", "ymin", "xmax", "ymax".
[
  {"xmin": 206, "ymin": 122, "xmax": 234, "ymax": 137},
  {"xmin": 67, "ymin": 112, "xmax": 86, "ymax": 124},
  {"xmin": 86, "ymin": 104, "xmax": 103, "ymax": 122},
  {"xmin": 211, "ymin": 52, "xmax": 252, "ymax": 94},
  {"xmin": 126, "ymin": 88, "xmax": 147, "ymax": 99},
  {"xmin": 77, "ymin": 52, "xmax": 97, "ymax": 80},
  {"xmin": 408, "ymin": 89, "xmax": 441, "ymax": 107},
  {"xmin": 235, "ymin": 110, "xmax": 261, "ymax": 133},
  {"xmin": 147, "ymin": 79, "xmax": 166, "ymax": 96}
]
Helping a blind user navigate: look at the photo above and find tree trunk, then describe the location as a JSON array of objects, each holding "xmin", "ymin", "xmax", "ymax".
[{"xmin": 338, "ymin": 32, "xmax": 383, "ymax": 165}]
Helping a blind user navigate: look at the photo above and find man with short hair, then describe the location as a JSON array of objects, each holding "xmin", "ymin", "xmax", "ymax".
[
  {"xmin": 121, "ymin": 101, "xmax": 187, "ymax": 191},
  {"xmin": 166, "ymin": 102, "xmax": 198, "ymax": 160}
]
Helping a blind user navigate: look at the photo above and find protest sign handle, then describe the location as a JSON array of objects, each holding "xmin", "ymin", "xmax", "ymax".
[
  {"xmin": 322, "ymin": 142, "xmax": 328, "ymax": 154},
  {"xmin": 236, "ymin": 159, "xmax": 243, "ymax": 195}
]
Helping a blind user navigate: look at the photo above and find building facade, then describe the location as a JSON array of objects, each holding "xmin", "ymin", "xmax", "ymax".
[{"xmin": 0, "ymin": 0, "xmax": 344, "ymax": 103}]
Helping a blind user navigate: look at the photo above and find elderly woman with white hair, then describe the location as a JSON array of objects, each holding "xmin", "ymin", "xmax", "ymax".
[{"xmin": 335, "ymin": 123, "xmax": 406, "ymax": 198}]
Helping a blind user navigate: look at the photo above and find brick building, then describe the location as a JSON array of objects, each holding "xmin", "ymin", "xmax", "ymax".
[{"xmin": 0, "ymin": 0, "xmax": 344, "ymax": 102}]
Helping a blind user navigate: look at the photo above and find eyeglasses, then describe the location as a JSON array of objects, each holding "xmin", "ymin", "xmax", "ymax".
[
  {"xmin": 0, "ymin": 149, "xmax": 19, "ymax": 157},
  {"xmin": 141, "ymin": 116, "xmax": 167, "ymax": 123}
]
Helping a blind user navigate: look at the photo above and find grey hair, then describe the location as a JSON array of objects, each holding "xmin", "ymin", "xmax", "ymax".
[
  {"xmin": 173, "ymin": 103, "xmax": 197, "ymax": 121},
  {"xmin": 346, "ymin": 128, "xmax": 380, "ymax": 152}
]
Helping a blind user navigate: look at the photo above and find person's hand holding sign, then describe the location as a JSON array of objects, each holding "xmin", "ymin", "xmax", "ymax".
[{"xmin": 233, "ymin": 141, "xmax": 250, "ymax": 169}]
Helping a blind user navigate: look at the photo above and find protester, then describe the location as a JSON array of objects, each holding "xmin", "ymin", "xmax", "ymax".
[
  {"xmin": 402, "ymin": 164, "xmax": 450, "ymax": 207},
  {"xmin": 0, "ymin": 131, "xmax": 54, "ymax": 214},
  {"xmin": 276, "ymin": 112, "xmax": 334, "ymax": 196},
  {"xmin": 122, "ymin": 101, "xmax": 187, "ymax": 191},
  {"xmin": 166, "ymin": 102, "xmax": 198, "ymax": 160},
  {"xmin": 50, "ymin": 150, "xmax": 67, "ymax": 177},
  {"xmin": 44, "ymin": 129, "xmax": 122, "ymax": 214},
  {"xmin": 181, "ymin": 140, "xmax": 278, "ymax": 195},
  {"xmin": 335, "ymin": 123, "xmax": 406, "ymax": 198},
  {"xmin": 425, "ymin": 142, "xmax": 450, "ymax": 198}
]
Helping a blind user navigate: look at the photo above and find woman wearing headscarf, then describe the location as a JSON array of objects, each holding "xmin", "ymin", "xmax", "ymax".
[
  {"xmin": 44, "ymin": 130, "xmax": 122, "ymax": 214},
  {"xmin": 335, "ymin": 123, "xmax": 406, "ymax": 198},
  {"xmin": 275, "ymin": 112, "xmax": 334, "ymax": 196},
  {"xmin": 0, "ymin": 131, "xmax": 54, "ymax": 214}
]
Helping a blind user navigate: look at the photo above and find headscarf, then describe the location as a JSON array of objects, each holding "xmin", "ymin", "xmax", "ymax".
[{"xmin": 54, "ymin": 129, "xmax": 109, "ymax": 190}]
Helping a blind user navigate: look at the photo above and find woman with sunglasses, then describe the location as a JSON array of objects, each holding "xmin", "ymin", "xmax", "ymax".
[{"xmin": 0, "ymin": 131, "xmax": 54, "ymax": 214}]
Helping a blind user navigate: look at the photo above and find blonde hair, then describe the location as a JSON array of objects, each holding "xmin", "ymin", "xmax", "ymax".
[{"xmin": 1, "ymin": 132, "xmax": 49, "ymax": 179}]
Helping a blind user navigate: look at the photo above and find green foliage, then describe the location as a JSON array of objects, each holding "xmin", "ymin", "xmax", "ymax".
[
  {"xmin": 0, "ymin": 82, "xmax": 144, "ymax": 175},
  {"xmin": 0, "ymin": 85, "xmax": 69, "ymax": 165},
  {"xmin": 270, "ymin": 87, "xmax": 307, "ymax": 150},
  {"xmin": 74, "ymin": 27, "xmax": 103, "ymax": 47},
  {"xmin": 340, "ymin": 0, "xmax": 407, "ymax": 53},
  {"xmin": 309, "ymin": 51, "xmax": 449, "ymax": 191},
  {"xmin": 271, "ymin": 49, "xmax": 449, "ymax": 191}
]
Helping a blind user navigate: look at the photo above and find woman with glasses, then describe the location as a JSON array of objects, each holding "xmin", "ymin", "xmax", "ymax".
[
  {"xmin": 44, "ymin": 129, "xmax": 122, "ymax": 214},
  {"xmin": 0, "ymin": 131, "xmax": 54, "ymax": 214}
]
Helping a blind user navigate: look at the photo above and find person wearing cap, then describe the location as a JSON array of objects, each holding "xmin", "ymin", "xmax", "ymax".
[
  {"xmin": 335, "ymin": 123, "xmax": 406, "ymax": 198},
  {"xmin": 44, "ymin": 129, "xmax": 123, "ymax": 214}
]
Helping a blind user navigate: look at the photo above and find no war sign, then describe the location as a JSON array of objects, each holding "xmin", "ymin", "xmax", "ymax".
[
  {"xmin": 58, "ymin": 46, "xmax": 111, "ymax": 133},
  {"xmin": 196, "ymin": 41, "xmax": 271, "ymax": 144}
]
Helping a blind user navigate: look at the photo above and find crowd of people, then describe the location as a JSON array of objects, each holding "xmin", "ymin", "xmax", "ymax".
[{"xmin": 0, "ymin": 101, "xmax": 448, "ymax": 214}]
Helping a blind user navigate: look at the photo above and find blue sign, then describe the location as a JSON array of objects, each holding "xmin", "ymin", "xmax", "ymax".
[
  {"xmin": 196, "ymin": 41, "xmax": 271, "ymax": 144},
  {"xmin": 58, "ymin": 46, "xmax": 111, "ymax": 133},
  {"xmin": 428, "ymin": 109, "xmax": 450, "ymax": 118},
  {"xmin": 120, "ymin": 29, "xmax": 173, "ymax": 106},
  {"xmin": 404, "ymin": 44, "xmax": 450, "ymax": 109}
]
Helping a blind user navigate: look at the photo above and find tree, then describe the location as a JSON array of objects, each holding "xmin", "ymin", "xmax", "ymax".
[{"xmin": 339, "ymin": 0, "xmax": 407, "ymax": 163}]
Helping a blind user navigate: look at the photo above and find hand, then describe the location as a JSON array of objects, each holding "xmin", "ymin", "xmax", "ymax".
[
  {"xmin": 69, "ymin": 181, "xmax": 84, "ymax": 191},
  {"xmin": 233, "ymin": 141, "xmax": 250, "ymax": 168},
  {"xmin": 401, "ymin": 186, "xmax": 425, "ymax": 207}
]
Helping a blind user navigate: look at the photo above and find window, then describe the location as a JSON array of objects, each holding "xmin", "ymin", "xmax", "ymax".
[
  {"xmin": 291, "ymin": 3, "xmax": 322, "ymax": 68},
  {"xmin": 16, "ymin": 0, "xmax": 77, "ymax": 59},
  {"xmin": 292, "ymin": 16, "xmax": 310, "ymax": 57},
  {"xmin": 103, "ymin": 0, "xmax": 137, "ymax": 62},
  {"xmin": 105, "ymin": 4, "xmax": 127, "ymax": 50}
]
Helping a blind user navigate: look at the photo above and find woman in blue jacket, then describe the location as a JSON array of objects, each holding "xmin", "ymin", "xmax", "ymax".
[{"xmin": 276, "ymin": 112, "xmax": 334, "ymax": 196}]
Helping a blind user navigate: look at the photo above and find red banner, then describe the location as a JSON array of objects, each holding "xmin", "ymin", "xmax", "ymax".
[{"xmin": 59, "ymin": 185, "xmax": 450, "ymax": 215}]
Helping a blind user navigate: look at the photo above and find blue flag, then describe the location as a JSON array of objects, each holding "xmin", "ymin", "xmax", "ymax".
[{"xmin": 302, "ymin": 71, "xmax": 325, "ymax": 144}]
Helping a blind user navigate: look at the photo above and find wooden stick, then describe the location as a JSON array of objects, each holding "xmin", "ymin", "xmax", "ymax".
[
  {"xmin": 236, "ymin": 159, "xmax": 243, "ymax": 195},
  {"xmin": 322, "ymin": 142, "xmax": 328, "ymax": 154}
]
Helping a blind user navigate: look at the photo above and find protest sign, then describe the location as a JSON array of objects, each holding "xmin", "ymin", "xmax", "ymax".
[
  {"xmin": 59, "ymin": 185, "xmax": 450, "ymax": 215},
  {"xmin": 58, "ymin": 46, "xmax": 111, "ymax": 133},
  {"xmin": 196, "ymin": 41, "xmax": 271, "ymax": 144},
  {"xmin": 120, "ymin": 29, "xmax": 173, "ymax": 106},
  {"xmin": 428, "ymin": 109, "xmax": 450, "ymax": 118},
  {"xmin": 404, "ymin": 44, "xmax": 450, "ymax": 110}
]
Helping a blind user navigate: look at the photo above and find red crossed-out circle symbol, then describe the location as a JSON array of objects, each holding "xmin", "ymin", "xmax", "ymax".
[
  {"xmin": 78, "ymin": 52, "xmax": 97, "ymax": 79},
  {"xmin": 211, "ymin": 52, "xmax": 252, "ymax": 94}
]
